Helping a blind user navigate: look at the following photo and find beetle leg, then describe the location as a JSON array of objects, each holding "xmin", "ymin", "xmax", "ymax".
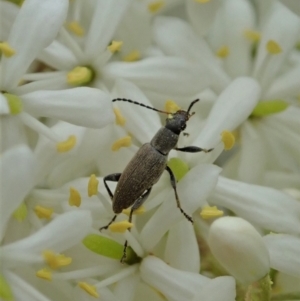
[
  {"xmin": 99, "ymin": 214, "xmax": 117, "ymax": 232},
  {"xmin": 120, "ymin": 188, "xmax": 152, "ymax": 263},
  {"xmin": 175, "ymin": 146, "xmax": 213, "ymax": 153},
  {"xmin": 165, "ymin": 166, "xmax": 193, "ymax": 223},
  {"xmin": 103, "ymin": 173, "xmax": 122, "ymax": 200}
]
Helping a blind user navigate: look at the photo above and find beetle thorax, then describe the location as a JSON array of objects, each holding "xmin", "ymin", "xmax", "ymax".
[{"xmin": 150, "ymin": 127, "xmax": 179, "ymax": 155}]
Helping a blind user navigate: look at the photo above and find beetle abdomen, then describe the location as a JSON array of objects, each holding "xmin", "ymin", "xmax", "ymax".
[{"xmin": 112, "ymin": 143, "xmax": 167, "ymax": 213}]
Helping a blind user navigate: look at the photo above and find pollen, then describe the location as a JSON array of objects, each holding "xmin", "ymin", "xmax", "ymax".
[
  {"xmin": 78, "ymin": 282, "xmax": 99, "ymax": 298},
  {"xmin": 34, "ymin": 205, "xmax": 53, "ymax": 219},
  {"xmin": 0, "ymin": 42, "xmax": 16, "ymax": 57},
  {"xmin": 109, "ymin": 220, "xmax": 133, "ymax": 233},
  {"xmin": 36, "ymin": 268, "xmax": 52, "ymax": 281},
  {"xmin": 66, "ymin": 21, "xmax": 85, "ymax": 36},
  {"xmin": 113, "ymin": 107, "xmax": 126, "ymax": 126},
  {"xmin": 43, "ymin": 250, "xmax": 72, "ymax": 269},
  {"xmin": 244, "ymin": 29, "xmax": 261, "ymax": 42},
  {"xmin": 4, "ymin": 93, "xmax": 23, "ymax": 115},
  {"xmin": 69, "ymin": 187, "xmax": 81, "ymax": 207},
  {"xmin": 111, "ymin": 136, "xmax": 132, "ymax": 151},
  {"xmin": 108, "ymin": 40, "xmax": 123, "ymax": 53},
  {"xmin": 122, "ymin": 206, "xmax": 145, "ymax": 215},
  {"xmin": 221, "ymin": 130, "xmax": 235, "ymax": 150},
  {"xmin": 165, "ymin": 100, "xmax": 180, "ymax": 114},
  {"xmin": 12, "ymin": 202, "xmax": 28, "ymax": 222},
  {"xmin": 148, "ymin": 1, "xmax": 164, "ymax": 13},
  {"xmin": 200, "ymin": 206, "xmax": 224, "ymax": 219},
  {"xmin": 56, "ymin": 135, "xmax": 76, "ymax": 153},
  {"xmin": 266, "ymin": 40, "xmax": 282, "ymax": 55},
  {"xmin": 122, "ymin": 50, "xmax": 141, "ymax": 62},
  {"xmin": 88, "ymin": 174, "xmax": 99, "ymax": 197},
  {"xmin": 67, "ymin": 66, "xmax": 93, "ymax": 86},
  {"xmin": 195, "ymin": 0, "xmax": 211, "ymax": 3},
  {"xmin": 216, "ymin": 45, "xmax": 230, "ymax": 58}
]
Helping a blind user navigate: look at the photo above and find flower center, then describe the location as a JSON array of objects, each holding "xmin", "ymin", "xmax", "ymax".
[
  {"xmin": 67, "ymin": 66, "xmax": 94, "ymax": 86},
  {"xmin": 250, "ymin": 100, "xmax": 289, "ymax": 118},
  {"xmin": 167, "ymin": 158, "xmax": 189, "ymax": 181},
  {"xmin": 3, "ymin": 93, "xmax": 22, "ymax": 115}
]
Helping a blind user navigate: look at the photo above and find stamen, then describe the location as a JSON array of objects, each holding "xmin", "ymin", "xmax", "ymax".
[
  {"xmin": 111, "ymin": 136, "xmax": 132, "ymax": 151},
  {"xmin": 122, "ymin": 206, "xmax": 145, "ymax": 215},
  {"xmin": 107, "ymin": 40, "xmax": 123, "ymax": 53},
  {"xmin": 113, "ymin": 108, "xmax": 126, "ymax": 126},
  {"xmin": 244, "ymin": 29, "xmax": 261, "ymax": 42},
  {"xmin": 67, "ymin": 66, "xmax": 93, "ymax": 86},
  {"xmin": 109, "ymin": 220, "xmax": 133, "ymax": 233},
  {"xmin": 88, "ymin": 174, "xmax": 99, "ymax": 197},
  {"xmin": 34, "ymin": 205, "xmax": 53, "ymax": 219},
  {"xmin": 12, "ymin": 202, "xmax": 27, "ymax": 222},
  {"xmin": 0, "ymin": 42, "xmax": 16, "ymax": 57},
  {"xmin": 148, "ymin": 1, "xmax": 164, "ymax": 13},
  {"xmin": 266, "ymin": 40, "xmax": 282, "ymax": 55},
  {"xmin": 122, "ymin": 50, "xmax": 141, "ymax": 62},
  {"xmin": 216, "ymin": 45, "xmax": 230, "ymax": 58},
  {"xmin": 36, "ymin": 268, "xmax": 52, "ymax": 281},
  {"xmin": 200, "ymin": 206, "xmax": 224, "ymax": 219},
  {"xmin": 69, "ymin": 187, "xmax": 81, "ymax": 207},
  {"xmin": 56, "ymin": 135, "xmax": 76, "ymax": 153},
  {"xmin": 43, "ymin": 250, "xmax": 72, "ymax": 269},
  {"xmin": 221, "ymin": 130, "xmax": 235, "ymax": 150},
  {"xmin": 78, "ymin": 282, "xmax": 99, "ymax": 298},
  {"xmin": 4, "ymin": 93, "xmax": 22, "ymax": 114},
  {"xmin": 66, "ymin": 21, "xmax": 85, "ymax": 36},
  {"xmin": 164, "ymin": 100, "xmax": 180, "ymax": 114}
]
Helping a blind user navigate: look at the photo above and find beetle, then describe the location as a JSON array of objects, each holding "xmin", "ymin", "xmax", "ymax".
[{"xmin": 100, "ymin": 98, "xmax": 213, "ymax": 262}]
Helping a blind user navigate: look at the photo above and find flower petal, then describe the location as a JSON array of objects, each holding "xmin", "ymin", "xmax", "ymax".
[
  {"xmin": 0, "ymin": 1, "xmax": 19, "ymax": 41},
  {"xmin": 21, "ymin": 87, "xmax": 114, "ymax": 128},
  {"xmin": 1, "ymin": 0, "xmax": 68, "ymax": 90}
]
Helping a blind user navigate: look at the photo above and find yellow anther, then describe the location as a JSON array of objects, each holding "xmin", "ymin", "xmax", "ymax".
[
  {"xmin": 113, "ymin": 107, "xmax": 126, "ymax": 126},
  {"xmin": 13, "ymin": 202, "xmax": 28, "ymax": 222},
  {"xmin": 34, "ymin": 205, "xmax": 53, "ymax": 219},
  {"xmin": 244, "ymin": 29, "xmax": 261, "ymax": 42},
  {"xmin": 67, "ymin": 66, "xmax": 93, "ymax": 86},
  {"xmin": 43, "ymin": 250, "xmax": 72, "ymax": 269},
  {"xmin": 36, "ymin": 268, "xmax": 52, "ymax": 281},
  {"xmin": 148, "ymin": 1, "xmax": 164, "ymax": 13},
  {"xmin": 69, "ymin": 187, "xmax": 81, "ymax": 207},
  {"xmin": 195, "ymin": 0, "xmax": 211, "ymax": 3},
  {"xmin": 111, "ymin": 136, "xmax": 132, "ymax": 151},
  {"xmin": 221, "ymin": 130, "xmax": 235, "ymax": 150},
  {"xmin": 88, "ymin": 174, "xmax": 99, "ymax": 197},
  {"xmin": 4, "ymin": 93, "xmax": 22, "ymax": 115},
  {"xmin": 122, "ymin": 206, "xmax": 145, "ymax": 216},
  {"xmin": 108, "ymin": 40, "xmax": 123, "ymax": 53},
  {"xmin": 56, "ymin": 135, "xmax": 76, "ymax": 153},
  {"xmin": 109, "ymin": 220, "xmax": 133, "ymax": 233},
  {"xmin": 200, "ymin": 206, "xmax": 224, "ymax": 219},
  {"xmin": 122, "ymin": 50, "xmax": 141, "ymax": 62},
  {"xmin": 266, "ymin": 40, "xmax": 282, "ymax": 55},
  {"xmin": 165, "ymin": 100, "xmax": 180, "ymax": 114},
  {"xmin": 78, "ymin": 282, "xmax": 99, "ymax": 298},
  {"xmin": 66, "ymin": 21, "xmax": 84, "ymax": 36},
  {"xmin": 0, "ymin": 42, "xmax": 16, "ymax": 57},
  {"xmin": 216, "ymin": 45, "xmax": 230, "ymax": 58}
]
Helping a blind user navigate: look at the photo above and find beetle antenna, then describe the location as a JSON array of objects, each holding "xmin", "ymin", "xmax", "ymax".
[
  {"xmin": 187, "ymin": 99, "xmax": 200, "ymax": 115},
  {"xmin": 112, "ymin": 98, "xmax": 171, "ymax": 115}
]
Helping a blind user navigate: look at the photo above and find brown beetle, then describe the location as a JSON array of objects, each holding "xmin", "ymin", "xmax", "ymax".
[{"xmin": 100, "ymin": 98, "xmax": 212, "ymax": 262}]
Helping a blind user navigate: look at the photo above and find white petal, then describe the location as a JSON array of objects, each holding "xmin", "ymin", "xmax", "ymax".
[
  {"xmin": 84, "ymin": 0, "xmax": 131, "ymax": 60},
  {"xmin": 263, "ymin": 234, "xmax": 300, "ymax": 277},
  {"xmin": 212, "ymin": 176, "xmax": 300, "ymax": 234},
  {"xmin": 103, "ymin": 57, "xmax": 210, "ymax": 98},
  {"xmin": 0, "ymin": 93, "xmax": 10, "ymax": 114},
  {"xmin": 192, "ymin": 77, "xmax": 261, "ymax": 150},
  {"xmin": 0, "ymin": 1, "xmax": 19, "ymax": 41},
  {"xmin": 1, "ymin": 0, "xmax": 69, "ymax": 90},
  {"xmin": 140, "ymin": 164, "xmax": 221, "ymax": 251},
  {"xmin": 164, "ymin": 220, "xmax": 200, "ymax": 273},
  {"xmin": 0, "ymin": 145, "xmax": 35, "ymax": 241},
  {"xmin": 186, "ymin": 0, "xmax": 221, "ymax": 36},
  {"xmin": 21, "ymin": 87, "xmax": 114, "ymax": 128}
]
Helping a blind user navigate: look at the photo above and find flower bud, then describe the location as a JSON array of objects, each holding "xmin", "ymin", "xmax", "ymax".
[{"xmin": 208, "ymin": 217, "xmax": 270, "ymax": 284}]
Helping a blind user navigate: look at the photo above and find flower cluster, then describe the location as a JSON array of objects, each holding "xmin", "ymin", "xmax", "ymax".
[{"xmin": 1, "ymin": 0, "xmax": 300, "ymax": 300}]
